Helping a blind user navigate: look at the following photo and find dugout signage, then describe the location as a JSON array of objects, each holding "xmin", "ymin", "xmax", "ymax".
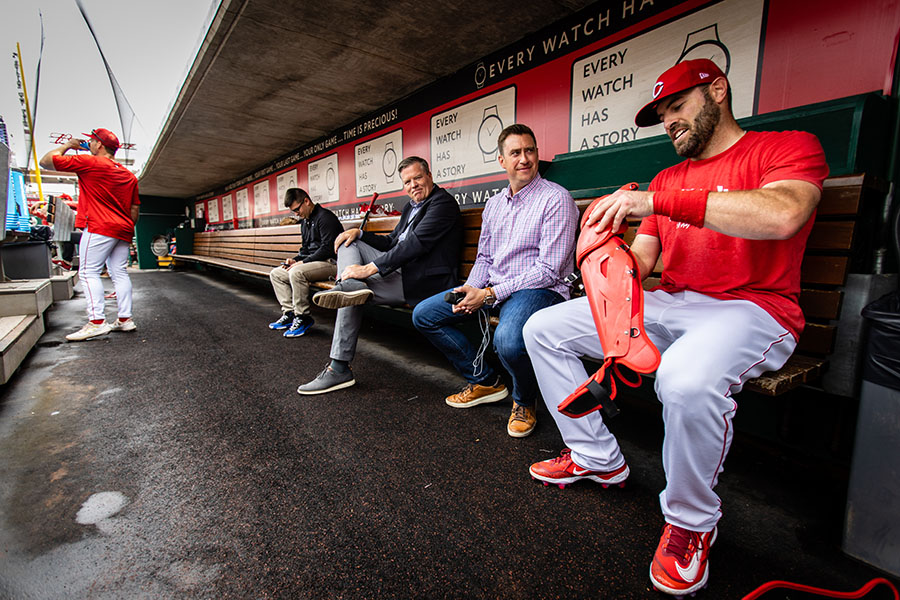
[
  {"xmin": 471, "ymin": 0, "xmax": 683, "ymax": 91},
  {"xmin": 570, "ymin": 0, "xmax": 763, "ymax": 151},
  {"xmin": 195, "ymin": 0, "xmax": 892, "ymax": 230},
  {"xmin": 206, "ymin": 198, "xmax": 219, "ymax": 223},
  {"xmin": 276, "ymin": 170, "xmax": 299, "ymax": 204},
  {"xmin": 355, "ymin": 130, "xmax": 403, "ymax": 197},
  {"xmin": 253, "ymin": 180, "xmax": 270, "ymax": 215},
  {"xmin": 308, "ymin": 154, "xmax": 340, "ymax": 204},
  {"xmin": 430, "ymin": 87, "xmax": 516, "ymax": 184},
  {"xmin": 221, "ymin": 193, "xmax": 233, "ymax": 221},
  {"xmin": 245, "ymin": 0, "xmax": 684, "ymax": 198},
  {"xmin": 235, "ymin": 189, "xmax": 250, "ymax": 219}
]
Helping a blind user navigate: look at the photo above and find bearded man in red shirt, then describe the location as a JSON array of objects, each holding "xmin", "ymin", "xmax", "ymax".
[{"xmin": 523, "ymin": 60, "xmax": 828, "ymax": 595}]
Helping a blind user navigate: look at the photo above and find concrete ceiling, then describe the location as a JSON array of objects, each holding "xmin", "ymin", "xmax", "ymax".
[{"xmin": 138, "ymin": 0, "xmax": 597, "ymax": 198}]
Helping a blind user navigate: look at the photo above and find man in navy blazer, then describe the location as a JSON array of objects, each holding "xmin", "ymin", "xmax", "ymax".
[{"xmin": 298, "ymin": 156, "xmax": 462, "ymax": 394}]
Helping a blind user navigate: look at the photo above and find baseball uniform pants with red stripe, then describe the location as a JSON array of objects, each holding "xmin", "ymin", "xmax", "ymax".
[
  {"xmin": 78, "ymin": 230, "xmax": 133, "ymax": 322},
  {"xmin": 522, "ymin": 289, "xmax": 795, "ymax": 532}
]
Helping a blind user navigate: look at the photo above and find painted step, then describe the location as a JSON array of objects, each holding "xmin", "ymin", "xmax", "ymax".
[
  {"xmin": 0, "ymin": 314, "xmax": 44, "ymax": 384},
  {"xmin": 0, "ymin": 280, "xmax": 53, "ymax": 317}
]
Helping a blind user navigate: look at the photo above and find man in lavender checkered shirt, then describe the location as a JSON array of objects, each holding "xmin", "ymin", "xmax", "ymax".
[{"xmin": 412, "ymin": 124, "xmax": 578, "ymax": 438}]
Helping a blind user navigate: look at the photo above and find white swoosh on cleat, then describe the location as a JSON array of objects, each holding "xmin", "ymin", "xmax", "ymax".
[{"xmin": 675, "ymin": 546, "xmax": 702, "ymax": 582}]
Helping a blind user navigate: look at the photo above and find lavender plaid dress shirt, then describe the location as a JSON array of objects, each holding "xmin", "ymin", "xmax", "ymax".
[{"xmin": 466, "ymin": 173, "xmax": 578, "ymax": 302}]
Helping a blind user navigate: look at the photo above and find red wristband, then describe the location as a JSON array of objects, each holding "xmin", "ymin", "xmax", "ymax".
[{"xmin": 652, "ymin": 190, "xmax": 708, "ymax": 228}]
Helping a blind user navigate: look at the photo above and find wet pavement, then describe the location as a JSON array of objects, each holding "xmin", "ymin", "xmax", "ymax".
[{"xmin": 0, "ymin": 270, "xmax": 897, "ymax": 599}]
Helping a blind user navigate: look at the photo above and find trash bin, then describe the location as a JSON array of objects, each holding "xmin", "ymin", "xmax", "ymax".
[{"xmin": 843, "ymin": 290, "xmax": 900, "ymax": 577}]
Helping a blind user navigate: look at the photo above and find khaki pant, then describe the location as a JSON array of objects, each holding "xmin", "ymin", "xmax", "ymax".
[{"xmin": 269, "ymin": 260, "xmax": 336, "ymax": 316}]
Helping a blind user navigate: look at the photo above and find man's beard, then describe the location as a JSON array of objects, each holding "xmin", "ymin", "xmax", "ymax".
[{"xmin": 674, "ymin": 91, "xmax": 720, "ymax": 158}]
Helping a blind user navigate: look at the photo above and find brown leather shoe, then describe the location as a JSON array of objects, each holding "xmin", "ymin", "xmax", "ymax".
[
  {"xmin": 507, "ymin": 403, "xmax": 536, "ymax": 438},
  {"xmin": 445, "ymin": 378, "xmax": 509, "ymax": 408}
]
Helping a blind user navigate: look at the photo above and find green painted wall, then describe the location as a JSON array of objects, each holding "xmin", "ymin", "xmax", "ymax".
[{"xmin": 134, "ymin": 195, "xmax": 188, "ymax": 269}]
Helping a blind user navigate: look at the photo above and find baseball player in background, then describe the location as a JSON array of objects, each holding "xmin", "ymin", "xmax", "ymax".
[
  {"xmin": 40, "ymin": 128, "xmax": 140, "ymax": 341},
  {"xmin": 522, "ymin": 59, "xmax": 828, "ymax": 595}
]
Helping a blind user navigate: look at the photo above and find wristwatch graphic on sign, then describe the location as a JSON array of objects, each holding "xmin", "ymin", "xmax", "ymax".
[
  {"xmin": 382, "ymin": 141, "xmax": 397, "ymax": 183},
  {"xmin": 676, "ymin": 24, "xmax": 731, "ymax": 75},
  {"xmin": 326, "ymin": 165, "xmax": 336, "ymax": 192},
  {"xmin": 478, "ymin": 105, "xmax": 503, "ymax": 162}
]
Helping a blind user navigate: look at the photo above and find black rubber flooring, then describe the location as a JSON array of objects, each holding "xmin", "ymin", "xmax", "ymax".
[{"xmin": 0, "ymin": 270, "xmax": 896, "ymax": 599}]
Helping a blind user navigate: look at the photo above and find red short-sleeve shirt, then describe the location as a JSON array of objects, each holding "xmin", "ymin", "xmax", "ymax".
[
  {"xmin": 637, "ymin": 130, "xmax": 829, "ymax": 339},
  {"xmin": 53, "ymin": 154, "xmax": 139, "ymax": 242}
]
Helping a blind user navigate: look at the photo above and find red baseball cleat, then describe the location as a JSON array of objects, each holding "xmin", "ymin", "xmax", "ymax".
[
  {"xmin": 529, "ymin": 448, "xmax": 629, "ymax": 489},
  {"xmin": 650, "ymin": 523, "xmax": 717, "ymax": 596}
]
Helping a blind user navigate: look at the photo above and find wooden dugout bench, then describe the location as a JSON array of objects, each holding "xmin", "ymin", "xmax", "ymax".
[
  {"xmin": 174, "ymin": 172, "xmax": 877, "ymax": 396},
  {"xmin": 175, "ymin": 93, "xmax": 894, "ymax": 399}
]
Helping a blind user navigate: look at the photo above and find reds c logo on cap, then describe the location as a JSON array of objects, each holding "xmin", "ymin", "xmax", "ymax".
[{"xmin": 635, "ymin": 58, "xmax": 727, "ymax": 128}]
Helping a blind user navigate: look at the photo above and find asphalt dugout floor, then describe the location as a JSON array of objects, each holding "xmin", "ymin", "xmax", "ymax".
[{"xmin": 0, "ymin": 269, "xmax": 896, "ymax": 599}]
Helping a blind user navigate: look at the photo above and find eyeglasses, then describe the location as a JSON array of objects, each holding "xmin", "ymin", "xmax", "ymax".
[{"xmin": 290, "ymin": 205, "xmax": 303, "ymax": 213}]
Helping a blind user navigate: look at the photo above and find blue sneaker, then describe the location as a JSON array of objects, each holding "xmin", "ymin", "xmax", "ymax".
[
  {"xmin": 284, "ymin": 315, "xmax": 313, "ymax": 337},
  {"xmin": 269, "ymin": 312, "xmax": 294, "ymax": 330}
]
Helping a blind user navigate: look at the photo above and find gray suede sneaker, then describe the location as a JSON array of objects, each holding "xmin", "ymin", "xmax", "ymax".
[
  {"xmin": 297, "ymin": 365, "xmax": 356, "ymax": 395},
  {"xmin": 312, "ymin": 280, "xmax": 373, "ymax": 309}
]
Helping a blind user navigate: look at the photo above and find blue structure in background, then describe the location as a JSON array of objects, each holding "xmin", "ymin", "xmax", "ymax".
[
  {"xmin": 2, "ymin": 114, "xmax": 31, "ymax": 234},
  {"xmin": 6, "ymin": 169, "xmax": 29, "ymax": 233}
]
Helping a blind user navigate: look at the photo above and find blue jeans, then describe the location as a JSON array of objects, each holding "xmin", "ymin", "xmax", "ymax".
[{"xmin": 412, "ymin": 288, "xmax": 564, "ymax": 407}]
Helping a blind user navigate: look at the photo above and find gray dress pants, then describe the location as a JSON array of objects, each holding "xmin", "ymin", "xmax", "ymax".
[{"xmin": 331, "ymin": 240, "xmax": 406, "ymax": 361}]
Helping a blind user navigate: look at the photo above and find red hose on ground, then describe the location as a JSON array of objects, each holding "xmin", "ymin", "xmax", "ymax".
[{"xmin": 742, "ymin": 577, "xmax": 898, "ymax": 600}]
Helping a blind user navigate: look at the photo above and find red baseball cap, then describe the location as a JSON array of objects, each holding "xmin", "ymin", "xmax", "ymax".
[
  {"xmin": 634, "ymin": 59, "xmax": 726, "ymax": 127},
  {"xmin": 82, "ymin": 128, "xmax": 120, "ymax": 151}
]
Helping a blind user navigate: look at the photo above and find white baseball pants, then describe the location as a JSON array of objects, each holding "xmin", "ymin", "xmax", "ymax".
[
  {"xmin": 522, "ymin": 289, "xmax": 795, "ymax": 531},
  {"xmin": 78, "ymin": 230, "xmax": 133, "ymax": 322}
]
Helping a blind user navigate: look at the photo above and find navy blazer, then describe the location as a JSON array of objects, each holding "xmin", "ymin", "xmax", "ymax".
[{"xmin": 363, "ymin": 185, "xmax": 462, "ymax": 306}]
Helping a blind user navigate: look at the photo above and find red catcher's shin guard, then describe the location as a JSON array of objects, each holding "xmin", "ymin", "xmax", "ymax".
[{"xmin": 558, "ymin": 183, "xmax": 661, "ymax": 419}]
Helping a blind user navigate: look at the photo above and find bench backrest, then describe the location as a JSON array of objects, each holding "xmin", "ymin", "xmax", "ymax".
[
  {"xmin": 189, "ymin": 172, "xmax": 876, "ymax": 368},
  {"xmin": 192, "ymin": 224, "xmax": 303, "ymax": 268},
  {"xmin": 336, "ymin": 173, "xmax": 878, "ymax": 363},
  {"xmin": 631, "ymin": 174, "xmax": 880, "ymax": 359}
]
